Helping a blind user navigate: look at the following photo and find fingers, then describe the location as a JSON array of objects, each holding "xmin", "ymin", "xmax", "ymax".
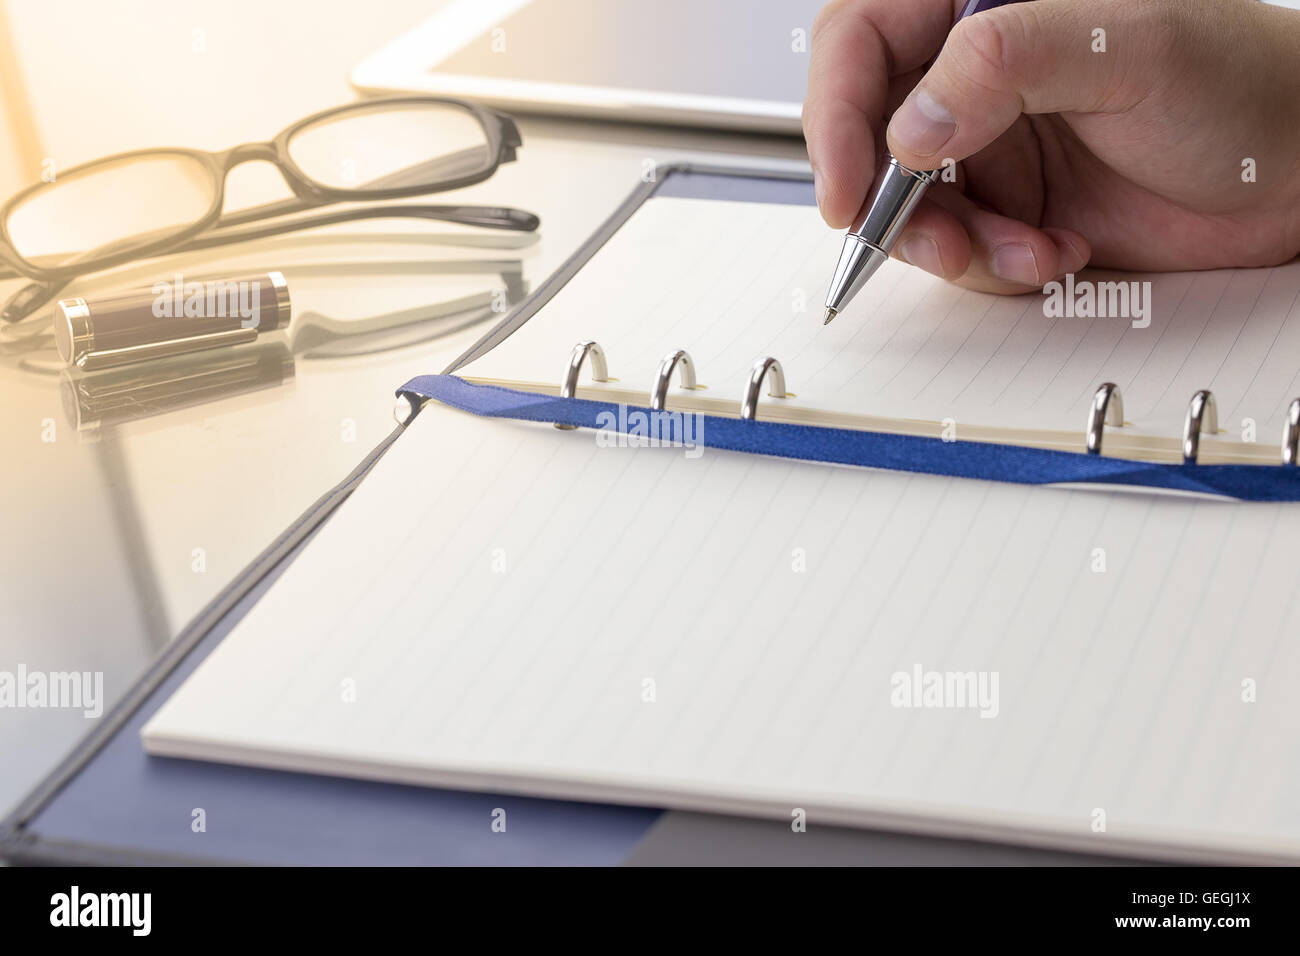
[
  {"xmin": 891, "ymin": 186, "xmax": 1092, "ymax": 295},
  {"xmin": 802, "ymin": 0, "xmax": 959, "ymax": 227},
  {"xmin": 892, "ymin": 200, "xmax": 971, "ymax": 280},
  {"xmin": 885, "ymin": 0, "xmax": 1150, "ymax": 170}
]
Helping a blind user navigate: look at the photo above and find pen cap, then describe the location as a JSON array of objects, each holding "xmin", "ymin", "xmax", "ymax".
[{"xmin": 53, "ymin": 271, "xmax": 290, "ymax": 369}]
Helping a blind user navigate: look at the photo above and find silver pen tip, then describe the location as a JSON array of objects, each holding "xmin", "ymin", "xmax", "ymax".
[{"xmin": 823, "ymin": 308, "xmax": 838, "ymax": 326}]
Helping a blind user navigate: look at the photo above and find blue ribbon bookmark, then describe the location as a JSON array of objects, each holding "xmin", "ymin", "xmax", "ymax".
[{"xmin": 398, "ymin": 374, "xmax": 1300, "ymax": 502}]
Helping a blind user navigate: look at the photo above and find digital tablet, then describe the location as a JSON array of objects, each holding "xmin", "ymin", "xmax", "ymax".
[{"xmin": 351, "ymin": 0, "xmax": 823, "ymax": 134}]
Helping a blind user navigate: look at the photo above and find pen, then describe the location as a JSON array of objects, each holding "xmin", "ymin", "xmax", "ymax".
[{"xmin": 823, "ymin": 0, "xmax": 1029, "ymax": 325}]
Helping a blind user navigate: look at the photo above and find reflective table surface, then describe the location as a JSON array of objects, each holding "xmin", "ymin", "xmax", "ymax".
[{"xmin": 0, "ymin": 107, "xmax": 805, "ymax": 816}]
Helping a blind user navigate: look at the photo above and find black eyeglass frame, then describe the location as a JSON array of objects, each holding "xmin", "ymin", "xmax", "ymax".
[{"xmin": 0, "ymin": 96, "xmax": 523, "ymax": 284}]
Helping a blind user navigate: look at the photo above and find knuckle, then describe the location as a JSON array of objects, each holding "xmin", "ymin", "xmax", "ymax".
[
  {"xmin": 949, "ymin": 14, "xmax": 1016, "ymax": 91},
  {"xmin": 946, "ymin": 10, "xmax": 1034, "ymax": 96}
]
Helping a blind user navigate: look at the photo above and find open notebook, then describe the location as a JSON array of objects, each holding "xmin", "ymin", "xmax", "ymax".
[{"xmin": 143, "ymin": 168, "xmax": 1300, "ymax": 863}]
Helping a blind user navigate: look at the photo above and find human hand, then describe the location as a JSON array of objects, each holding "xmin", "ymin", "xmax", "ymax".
[{"xmin": 802, "ymin": 0, "xmax": 1300, "ymax": 294}]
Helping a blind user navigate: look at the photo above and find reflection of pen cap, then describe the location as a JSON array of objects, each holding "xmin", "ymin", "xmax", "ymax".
[
  {"xmin": 60, "ymin": 339, "xmax": 294, "ymax": 431},
  {"xmin": 53, "ymin": 271, "xmax": 290, "ymax": 370}
]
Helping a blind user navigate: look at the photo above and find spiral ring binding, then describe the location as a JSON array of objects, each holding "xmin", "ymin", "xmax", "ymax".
[
  {"xmin": 393, "ymin": 393, "xmax": 417, "ymax": 426},
  {"xmin": 650, "ymin": 350, "xmax": 697, "ymax": 411},
  {"xmin": 1086, "ymin": 383, "xmax": 1124, "ymax": 455},
  {"xmin": 555, "ymin": 340, "xmax": 609, "ymax": 430},
  {"xmin": 741, "ymin": 357, "xmax": 788, "ymax": 421},
  {"xmin": 1283, "ymin": 399, "xmax": 1300, "ymax": 466},
  {"xmin": 541, "ymin": 347, "xmax": 1288, "ymax": 467},
  {"xmin": 1182, "ymin": 390, "xmax": 1218, "ymax": 464}
]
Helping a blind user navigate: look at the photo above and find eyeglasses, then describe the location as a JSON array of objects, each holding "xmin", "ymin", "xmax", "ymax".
[{"xmin": 0, "ymin": 96, "xmax": 537, "ymax": 322}]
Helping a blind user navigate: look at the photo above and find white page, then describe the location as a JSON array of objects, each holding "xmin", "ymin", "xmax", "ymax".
[
  {"xmin": 467, "ymin": 195, "xmax": 1300, "ymax": 444},
  {"xmin": 144, "ymin": 405, "xmax": 1300, "ymax": 863}
]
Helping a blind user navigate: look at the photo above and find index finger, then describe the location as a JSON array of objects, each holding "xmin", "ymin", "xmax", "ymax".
[{"xmin": 802, "ymin": 0, "xmax": 960, "ymax": 227}]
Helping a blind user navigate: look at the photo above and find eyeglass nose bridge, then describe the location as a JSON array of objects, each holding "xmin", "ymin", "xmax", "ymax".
[
  {"xmin": 222, "ymin": 141, "xmax": 279, "ymax": 165},
  {"xmin": 214, "ymin": 141, "xmax": 322, "ymax": 201}
]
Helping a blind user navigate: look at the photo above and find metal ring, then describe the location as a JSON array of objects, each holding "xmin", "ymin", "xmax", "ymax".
[
  {"xmin": 1283, "ymin": 399, "xmax": 1300, "ymax": 466},
  {"xmin": 266, "ymin": 270, "xmax": 292, "ymax": 329},
  {"xmin": 741, "ymin": 356, "xmax": 788, "ymax": 421},
  {"xmin": 1085, "ymin": 382, "xmax": 1124, "ymax": 455},
  {"xmin": 650, "ymin": 350, "xmax": 696, "ymax": 411},
  {"xmin": 1182, "ymin": 390, "xmax": 1218, "ymax": 464},
  {"xmin": 393, "ymin": 393, "xmax": 417, "ymax": 426},
  {"xmin": 555, "ymin": 340, "xmax": 609, "ymax": 430}
]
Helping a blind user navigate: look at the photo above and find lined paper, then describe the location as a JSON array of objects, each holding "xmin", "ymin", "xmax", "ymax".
[
  {"xmin": 144, "ymin": 405, "xmax": 1300, "ymax": 862},
  {"xmin": 469, "ymin": 196, "xmax": 1300, "ymax": 441}
]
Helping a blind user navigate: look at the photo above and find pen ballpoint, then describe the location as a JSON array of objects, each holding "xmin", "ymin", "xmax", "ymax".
[{"xmin": 823, "ymin": 0, "xmax": 1029, "ymax": 325}]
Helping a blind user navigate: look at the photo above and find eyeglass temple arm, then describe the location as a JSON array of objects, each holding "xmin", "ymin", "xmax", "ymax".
[
  {"xmin": 493, "ymin": 110, "xmax": 523, "ymax": 151},
  {"xmin": 1, "ymin": 194, "xmax": 538, "ymax": 282},
  {"xmin": 190, "ymin": 202, "xmax": 540, "ymax": 250},
  {"xmin": 210, "ymin": 144, "xmax": 504, "ymax": 230}
]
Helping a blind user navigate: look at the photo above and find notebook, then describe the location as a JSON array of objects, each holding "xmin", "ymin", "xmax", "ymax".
[{"xmin": 142, "ymin": 168, "xmax": 1300, "ymax": 863}]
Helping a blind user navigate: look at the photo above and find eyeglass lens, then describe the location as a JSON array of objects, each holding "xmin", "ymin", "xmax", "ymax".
[{"xmin": 3, "ymin": 101, "xmax": 494, "ymax": 272}]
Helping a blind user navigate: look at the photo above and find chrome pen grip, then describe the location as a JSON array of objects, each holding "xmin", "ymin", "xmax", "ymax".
[{"xmin": 850, "ymin": 157, "xmax": 937, "ymax": 252}]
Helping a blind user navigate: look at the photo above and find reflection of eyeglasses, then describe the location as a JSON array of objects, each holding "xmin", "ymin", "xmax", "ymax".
[{"xmin": 0, "ymin": 97, "xmax": 537, "ymax": 320}]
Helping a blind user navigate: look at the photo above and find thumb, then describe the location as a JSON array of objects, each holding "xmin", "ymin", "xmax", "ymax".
[{"xmin": 885, "ymin": 0, "xmax": 1146, "ymax": 169}]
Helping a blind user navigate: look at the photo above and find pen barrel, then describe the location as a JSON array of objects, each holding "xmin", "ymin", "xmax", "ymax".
[
  {"xmin": 54, "ymin": 271, "xmax": 290, "ymax": 369},
  {"xmin": 850, "ymin": 158, "xmax": 936, "ymax": 252},
  {"xmin": 958, "ymin": 0, "xmax": 1027, "ymax": 19}
]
